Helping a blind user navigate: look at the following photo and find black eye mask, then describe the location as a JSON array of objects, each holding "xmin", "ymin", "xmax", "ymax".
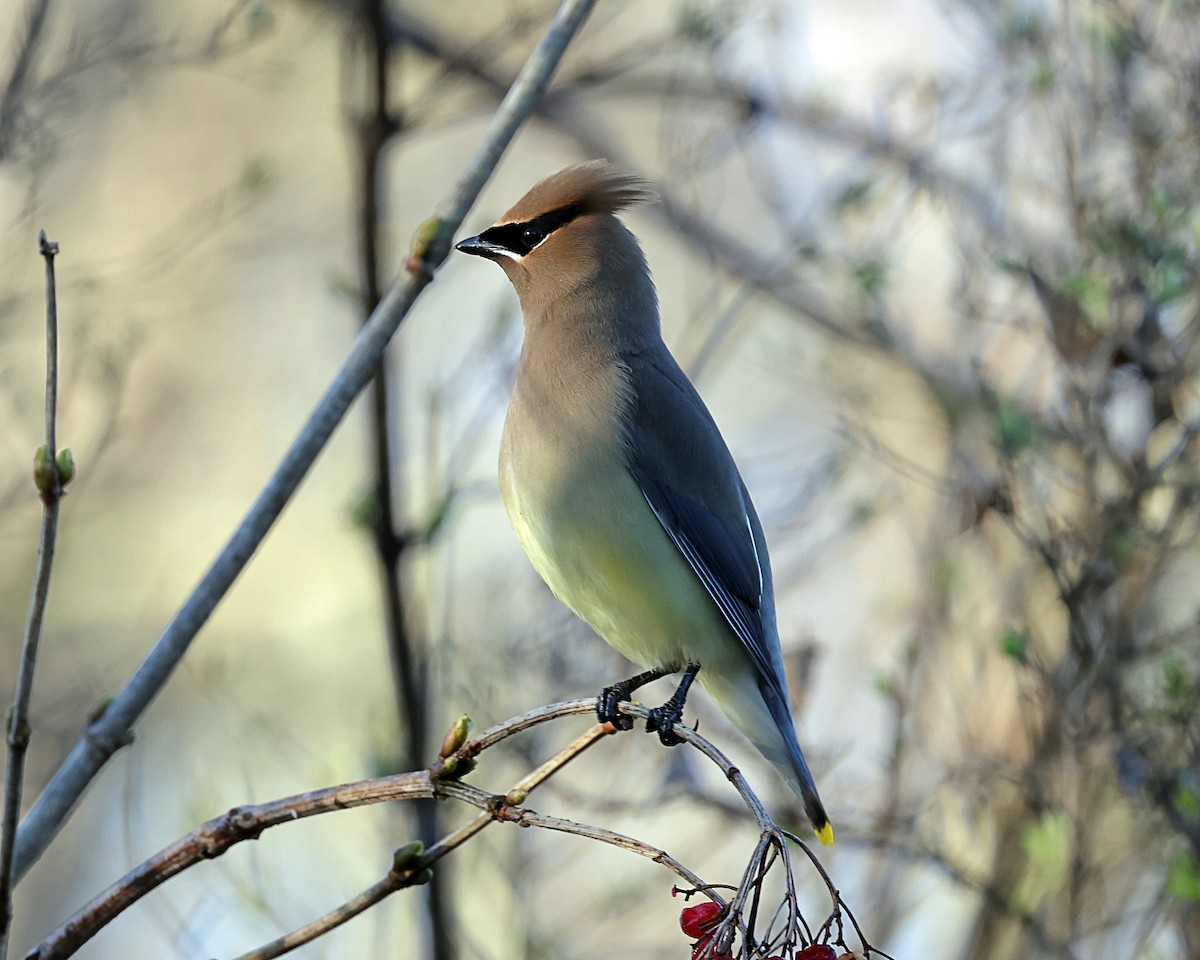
[{"xmin": 478, "ymin": 204, "xmax": 586, "ymax": 257}]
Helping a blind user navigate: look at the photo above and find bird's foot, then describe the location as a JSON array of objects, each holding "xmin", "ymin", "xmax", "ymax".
[
  {"xmin": 644, "ymin": 699, "xmax": 686, "ymax": 746},
  {"xmin": 596, "ymin": 683, "xmax": 636, "ymax": 731},
  {"xmin": 644, "ymin": 662, "xmax": 701, "ymax": 747},
  {"xmin": 596, "ymin": 667, "xmax": 673, "ymax": 731}
]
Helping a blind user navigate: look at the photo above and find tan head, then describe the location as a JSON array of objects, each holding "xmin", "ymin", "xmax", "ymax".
[{"xmin": 455, "ymin": 161, "xmax": 658, "ymax": 317}]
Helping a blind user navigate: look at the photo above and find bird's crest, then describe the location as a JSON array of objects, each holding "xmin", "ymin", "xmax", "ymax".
[{"xmin": 498, "ymin": 160, "xmax": 657, "ymax": 224}]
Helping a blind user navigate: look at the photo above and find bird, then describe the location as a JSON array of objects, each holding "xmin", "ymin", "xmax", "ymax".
[{"xmin": 455, "ymin": 160, "xmax": 832, "ymax": 845}]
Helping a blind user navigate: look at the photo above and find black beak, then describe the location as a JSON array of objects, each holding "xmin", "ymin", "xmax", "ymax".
[{"xmin": 455, "ymin": 235, "xmax": 505, "ymax": 259}]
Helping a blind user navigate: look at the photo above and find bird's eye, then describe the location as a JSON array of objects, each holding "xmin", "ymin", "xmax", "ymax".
[{"xmin": 522, "ymin": 224, "xmax": 545, "ymax": 247}]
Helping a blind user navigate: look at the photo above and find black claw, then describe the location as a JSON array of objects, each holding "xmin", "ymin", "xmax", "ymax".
[
  {"xmin": 596, "ymin": 686, "xmax": 635, "ymax": 730},
  {"xmin": 645, "ymin": 703, "xmax": 685, "ymax": 746},
  {"xmin": 596, "ymin": 668, "xmax": 672, "ymax": 731},
  {"xmin": 643, "ymin": 662, "xmax": 700, "ymax": 748}
]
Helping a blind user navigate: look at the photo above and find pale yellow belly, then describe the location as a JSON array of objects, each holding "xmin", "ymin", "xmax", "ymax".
[{"xmin": 501, "ymin": 451, "xmax": 736, "ymax": 673}]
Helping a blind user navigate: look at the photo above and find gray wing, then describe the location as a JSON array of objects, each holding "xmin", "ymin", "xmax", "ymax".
[{"xmin": 625, "ymin": 351, "xmax": 786, "ymax": 698}]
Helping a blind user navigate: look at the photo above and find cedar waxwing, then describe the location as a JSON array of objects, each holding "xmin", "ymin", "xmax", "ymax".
[{"xmin": 455, "ymin": 161, "xmax": 833, "ymax": 844}]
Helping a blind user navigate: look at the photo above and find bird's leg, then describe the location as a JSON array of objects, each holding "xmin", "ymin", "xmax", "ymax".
[
  {"xmin": 597, "ymin": 667, "xmax": 670, "ymax": 730},
  {"xmin": 645, "ymin": 663, "xmax": 700, "ymax": 747}
]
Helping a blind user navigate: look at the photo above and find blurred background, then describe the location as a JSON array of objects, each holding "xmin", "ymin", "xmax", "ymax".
[{"xmin": 1, "ymin": 0, "xmax": 1198, "ymax": 957}]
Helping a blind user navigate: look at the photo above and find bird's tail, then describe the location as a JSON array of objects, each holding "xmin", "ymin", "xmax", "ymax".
[
  {"xmin": 766, "ymin": 689, "xmax": 834, "ymax": 846},
  {"xmin": 701, "ymin": 668, "xmax": 833, "ymax": 845}
]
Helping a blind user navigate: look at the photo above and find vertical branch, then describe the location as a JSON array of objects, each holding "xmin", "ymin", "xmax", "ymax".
[
  {"xmin": 354, "ymin": 0, "xmax": 423, "ymax": 799},
  {"xmin": 348, "ymin": 2, "xmax": 450, "ymax": 956},
  {"xmin": 0, "ymin": 0, "xmax": 54, "ymax": 161},
  {"xmin": 0, "ymin": 233, "xmax": 66, "ymax": 957}
]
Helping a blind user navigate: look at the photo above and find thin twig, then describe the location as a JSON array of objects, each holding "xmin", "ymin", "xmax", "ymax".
[
  {"xmin": 12, "ymin": 0, "xmax": 598, "ymax": 883},
  {"xmin": 28, "ymin": 698, "xmax": 878, "ymax": 960},
  {"xmin": 0, "ymin": 233, "xmax": 64, "ymax": 959},
  {"xmin": 24, "ymin": 772, "xmax": 432, "ymax": 960},
  {"xmin": 27, "ymin": 710, "xmax": 611, "ymax": 960},
  {"xmin": 27, "ymin": 702, "xmax": 693, "ymax": 960},
  {"xmin": 228, "ymin": 721, "xmax": 616, "ymax": 960},
  {"xmin": 22, "ymin": 704, "xmax": 607, "ymax": 958}
]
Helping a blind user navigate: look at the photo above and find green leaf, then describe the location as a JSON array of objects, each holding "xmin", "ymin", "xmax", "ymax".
[
  {"xmin": 995, "ymin": 401, "xmax": 1034, "ymax": 457},
  {"xmin": 1162, "ymin": 657, "xmax": 1193, "ymax": 705},
  {"xmin": 1106, "ymin": 523, "xmax": 1140, "ymax": 572},
  {"xmin": 1168, "ymin": 851, "xmax": 1200, "ymax": 901},
  {"xmin": 1174, "ymin": 785, "xmax": 1200, "ymax": 820},
  {"xmin": 853, "ymin": 258, "xmax": 888, "ymax": 299},
  {"xmin": 999, "ymin": 628, "xmax": 1029, "ymax": 664},
  {"xmin": 1061, "ymin": 270, "xmax": 1111, "ymax": 328},
  {"xmin": 421, "ymin": 488, "xmax": 457, "ymax": 544},
  {"xmin": 1020, "ymin": 811, "xmax": 1069, "ymax": 867}
]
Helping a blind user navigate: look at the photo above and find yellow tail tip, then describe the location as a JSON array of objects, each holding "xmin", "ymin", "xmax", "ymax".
[{"xmin": 815, "ymin": 822, "xmax": 835, "ymax": 846}]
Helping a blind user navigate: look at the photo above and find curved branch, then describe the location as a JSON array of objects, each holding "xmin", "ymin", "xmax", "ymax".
[{"xmin": 26, "ymin": 706, "xmax": 611, "ymax": 960}]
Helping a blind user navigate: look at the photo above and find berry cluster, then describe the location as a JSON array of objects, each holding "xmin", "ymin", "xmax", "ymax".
[{"xmin": 679, "ymin": 902, "xmax": 849, "ymax": 960}]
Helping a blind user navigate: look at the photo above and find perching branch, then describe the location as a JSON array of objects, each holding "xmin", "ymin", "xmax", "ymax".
[
  {"xmin": 26, "ymin": 700, "xmax": 885, "ymax": 960},
  {"xmin": 26, "ymin": 704, "xmax": 613, "ymax": 960},
  {"xmin": 226, "ymin": 719, "xmax": 624, "ymax": 960},
  {"xmin": 11, "ymin": 0, "xmax": 599, "ymax": 884},
  {"xmin": 0, "ymin": 233, "xmax": 70, "ymax": 959}
]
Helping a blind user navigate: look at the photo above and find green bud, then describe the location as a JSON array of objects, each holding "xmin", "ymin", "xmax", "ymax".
[
  {"xmin": 434, "ymin": 754, "xmax": 476, "ymax": 781},
  {"xmin": 391, "ymin": 840, "xmax": 425, "ymax": 872},
  {"xmin": 406, "ymin": 217, "xmax": 443, "ymax": 275},
  {"xmin": 33, "ymin": 445, "xmax": 55, "ymax": 494},
  {"xmin": 439, "ymin": 715, "xmax": 472, "ymax": 758},
  {"xmin": 505, "ymin": 788, "xmax": 527, "ymax": 806},
  {"xmin": 56, "ymin": 448, "xmax": 75, "ymax": 487}
]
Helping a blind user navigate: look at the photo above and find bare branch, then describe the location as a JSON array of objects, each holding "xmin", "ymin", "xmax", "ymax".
[
  {"xmin": 0, "ymin": 0, "xmax": 53, "ymax": 160},
  {"xmin": 0, "ymin": 232, "xmax": 66, "ymax": 959},
  {"xmin": 25, "ymin": 699, "xmax": 879, "ymax": 960},
  {"xmin": 11, "ymin": 0, "xmax": 599, "ymax": 884},
  {"xmin": 27, "ymin": 704, "xmax": 613, "ymax": 960}
]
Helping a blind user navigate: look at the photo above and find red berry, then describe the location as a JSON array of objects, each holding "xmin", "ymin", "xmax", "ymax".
[
  {"xmin": 795, "ymin": 945, "xmax": 838, "ymax": 960},
  {"xmin": 679, "ymin": 901, "xmax": 721, "ymax": 938},
  {"xmin": 689, "ymin": 931, "xmax": 734, "ymax": 959}
]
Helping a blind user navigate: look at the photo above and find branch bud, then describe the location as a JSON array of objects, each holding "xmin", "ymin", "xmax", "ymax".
[
  {"xmin": 439, "ymin": 714, "xmax": 471, "ymax": 759},
  {"xmin": 391, "ymin": 840, "xmax": 425, "ymax": 873},
  {"xmin": 406, "ymin": 216, "xmax": 443, "ymax": 276},
  {"xmin": 56, "ymin": 448, "xmax": 75, "ymax": 488},
  {"xmin": 33, "ymin": 445, "xmax": 55, "ymax": 496}
]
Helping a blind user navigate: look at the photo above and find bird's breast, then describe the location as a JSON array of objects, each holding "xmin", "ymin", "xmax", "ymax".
[{"xmin": 499, "ymin": 359, "xmax": 731, "ymax": 671}]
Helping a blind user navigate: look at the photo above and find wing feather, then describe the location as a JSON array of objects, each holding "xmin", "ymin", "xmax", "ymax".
[{"xmin": 625, "ymin": 353, "xmax": 785, "ymax": 699}]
